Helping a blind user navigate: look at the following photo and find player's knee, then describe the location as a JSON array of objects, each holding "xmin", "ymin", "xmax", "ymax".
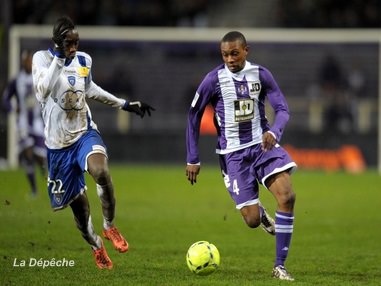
[
  {"xmin": 90, "ymin": 166, "xmax": 110, "ymax": 185},
  {"xmin": 243, "ymin": 215, "xmax": 261, "ymax": 228},
  {"xmin": 279, "ymin": 191, "xmax": 296, "ymax": 210}
]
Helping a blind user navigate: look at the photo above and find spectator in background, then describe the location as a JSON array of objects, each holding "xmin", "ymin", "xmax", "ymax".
[
  {"xmin": 277, "ymin": 0, "xmax": 381, "ymax": 28},
  {"xmin": 2, "ymin": 50, "xmax": 46, "ymax": 196}
]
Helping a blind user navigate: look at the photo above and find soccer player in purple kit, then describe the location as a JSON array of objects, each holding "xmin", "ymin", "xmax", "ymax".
[
  {"xmin": 32, "ymin": 16, "xmax": 154, "ymax": 269},
  {"xmin": 2, "ymin": 50, "xmax": 47, "ymax": 196},
  {"xmin": 185, "ymin": 31, "xmax": 297, "ymax": 281}
]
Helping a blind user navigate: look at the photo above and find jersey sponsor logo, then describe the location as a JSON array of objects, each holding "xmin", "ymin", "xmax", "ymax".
[
  {"xmin": 249, "ymin": 81, "xmax": 261, "ymax": 96},
  {"xmin": 234, "ymin": 99, "xmax": 254, "ymax": 122},
  {"xmin": 56, "ymin": 90, "xmax": 85, "ymax": 111},
  {"xmin": 77, "ymin": 67, "xmax": 89, "ymax": 77},
  {"xmin": 63, "ymin": 68, "xmax": 76, "ymax": 75}
]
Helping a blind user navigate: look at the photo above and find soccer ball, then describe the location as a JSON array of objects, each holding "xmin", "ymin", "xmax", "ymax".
[{"xmin": 186, "ymin": 241, "xmax": 220, "ymax": 276}]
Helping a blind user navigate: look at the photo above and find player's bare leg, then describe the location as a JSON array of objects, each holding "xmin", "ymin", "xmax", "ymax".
[
  {"xmin": 240, "ymin": 202, "xmax": 275, "ymax": 235},
  {"xmin": 266, "ymin": 171, "xmax": 296, "ymax": 281},
  {"xmin": 70, "ymin": 193, "xmax": 112, "ymax": 269},
  {"xmin": 96, "ymin": 182, "xmax": 115, "ymax": 229},
  {"xmin": 240, "ymin": 204, "xmax": 261, "ymax": 228},
  {"xmin": 87, "ymin": 153, "xmax": 129, "ymax": 253}
]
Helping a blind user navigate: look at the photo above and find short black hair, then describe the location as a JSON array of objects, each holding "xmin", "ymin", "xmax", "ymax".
[
  {"xmin": 221, "ymin": 31, "xmax": 247, "ymax": 46},
  {"xmin": 53, "ymin": 15, "xmax": 75, "ymax": 40}
]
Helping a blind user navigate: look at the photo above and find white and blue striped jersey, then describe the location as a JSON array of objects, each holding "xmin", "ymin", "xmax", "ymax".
[
  {"xmin": 186, "ymin": 61, "xmax": 290, "ymax": 164},
  {"xmin": 32, "ymin": 48, "xmax": 126, "ymax": 149}
]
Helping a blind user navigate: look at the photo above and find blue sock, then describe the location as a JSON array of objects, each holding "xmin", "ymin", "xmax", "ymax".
[{"xmin": 275, "ymin": 211, "xmax": 294, "ymax": 267}]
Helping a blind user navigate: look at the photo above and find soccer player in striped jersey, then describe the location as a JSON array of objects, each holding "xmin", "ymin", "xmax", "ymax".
[
  {"xmin": 185, "ymin": 31, "xmax": 296, "ymax": 281},
  {"xmin": 32, "ymin": 16, "xmax": 154, "ymax": 269},
  {"xmin": 2, "ymin": 50, "xmax": 46, "ymax": 196}
]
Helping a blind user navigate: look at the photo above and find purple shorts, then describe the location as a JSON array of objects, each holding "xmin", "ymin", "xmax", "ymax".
[
  {"xmin": 19, "ymin": 134, "xmax": 47, "ymax": 158},
  {"xmin": 219, "ymin": 143, "xmax": 296, "ymax": 209}
]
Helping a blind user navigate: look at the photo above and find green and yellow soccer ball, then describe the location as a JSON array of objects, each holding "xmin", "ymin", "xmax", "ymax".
[{"xmin": 186, "ymin": 241, "xmax": 220, "ymax": 276}]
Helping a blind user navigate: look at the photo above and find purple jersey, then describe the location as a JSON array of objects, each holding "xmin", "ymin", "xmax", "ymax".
[
  {"xmin": 2, "ymin": 70, "xmax": 44, "ymax": 139},
  {"xmin": 2, "ymin": 70, "xmax": 46, "ymax": 156},
  {"xmin": 186, "ymin": 61, "xmax": 290, "ymax": 164}
]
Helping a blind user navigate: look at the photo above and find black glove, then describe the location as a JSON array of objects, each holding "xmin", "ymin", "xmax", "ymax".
[
  {"xmin": 122, "ymin": 101, "xmax": 155, "ymax": 118},
  {"xmin": 52, "ymin": 35, "xmax": 65, "ymax": 58}
]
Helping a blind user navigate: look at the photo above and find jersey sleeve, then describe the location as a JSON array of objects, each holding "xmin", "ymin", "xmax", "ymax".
[
  {"xmin": 259, "ymin": 66, "xmax": 290, "ymax": 142},
  {"xmin": 86, "ymin": 81, "xmax": 125, "ymax": 108},
  {"xmin": 2, "ymin": 79, "xmax": 17, "ymax": 112},
  {"xmin": 77, "ymin": 52, "xmax": 125, "ymax": 108},
  {"xmin": 186, "ymin": 72, "xmax": 216, "ymax": 164},
  {"xmin": 32, "ymin": 51, "xmax": 65, "ymax": 102}
]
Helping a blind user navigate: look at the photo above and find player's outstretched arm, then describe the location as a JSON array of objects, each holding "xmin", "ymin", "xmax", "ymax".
[{"xmin": 122, "ymin": 101, "xmax": 155, "ymax": 118}]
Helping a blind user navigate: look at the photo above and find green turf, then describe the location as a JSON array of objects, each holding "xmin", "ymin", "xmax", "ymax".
[{"xmin": 0, "ymin": 165, "xmax": 380, "ymax": 285}]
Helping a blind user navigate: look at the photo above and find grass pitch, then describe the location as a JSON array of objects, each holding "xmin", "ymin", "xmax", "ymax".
[{"xmin": 0, "ymin": 165, "xmax": 380, "ymax": 285}]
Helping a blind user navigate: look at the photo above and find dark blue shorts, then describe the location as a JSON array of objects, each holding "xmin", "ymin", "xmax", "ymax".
[
  {"xmin": 46, "ymin": 129, "xmax": 107, "ymax": 210},
  {"xmin": 219, "ymin": 143, "xmax": 296, "ymax": 209}
]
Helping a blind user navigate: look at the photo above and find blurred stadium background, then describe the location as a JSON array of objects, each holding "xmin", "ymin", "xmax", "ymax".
[{"xmin": 0, "ymin": 0, "xmax": 380, "ymax": 172}]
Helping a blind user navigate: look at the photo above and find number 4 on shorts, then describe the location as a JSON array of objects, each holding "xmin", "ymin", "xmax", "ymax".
[{"xmin": 232, "ymin": 179, "xmax": 240, "ymax": 195}]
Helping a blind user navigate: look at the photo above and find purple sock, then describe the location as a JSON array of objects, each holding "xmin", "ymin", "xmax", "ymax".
[
  {"xmin": 274, "ymin": 211, "xmax": 294, "ymax": 267},
  {"xmin": 26, "ymin": 171, "xmax": 37, "ymax": 194}
]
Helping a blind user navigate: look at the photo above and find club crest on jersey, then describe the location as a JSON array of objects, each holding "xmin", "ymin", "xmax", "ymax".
[
  {"xmin": 238, "ymin": 84, "xmax": 248, "ymax": 95},
  {"xmin": 249, "ymin": 82, "xmax": 261, "ymax": 96},
  {"xmin": 68, "ymin": 76, "xmax": 76, "ymax": 86}
]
